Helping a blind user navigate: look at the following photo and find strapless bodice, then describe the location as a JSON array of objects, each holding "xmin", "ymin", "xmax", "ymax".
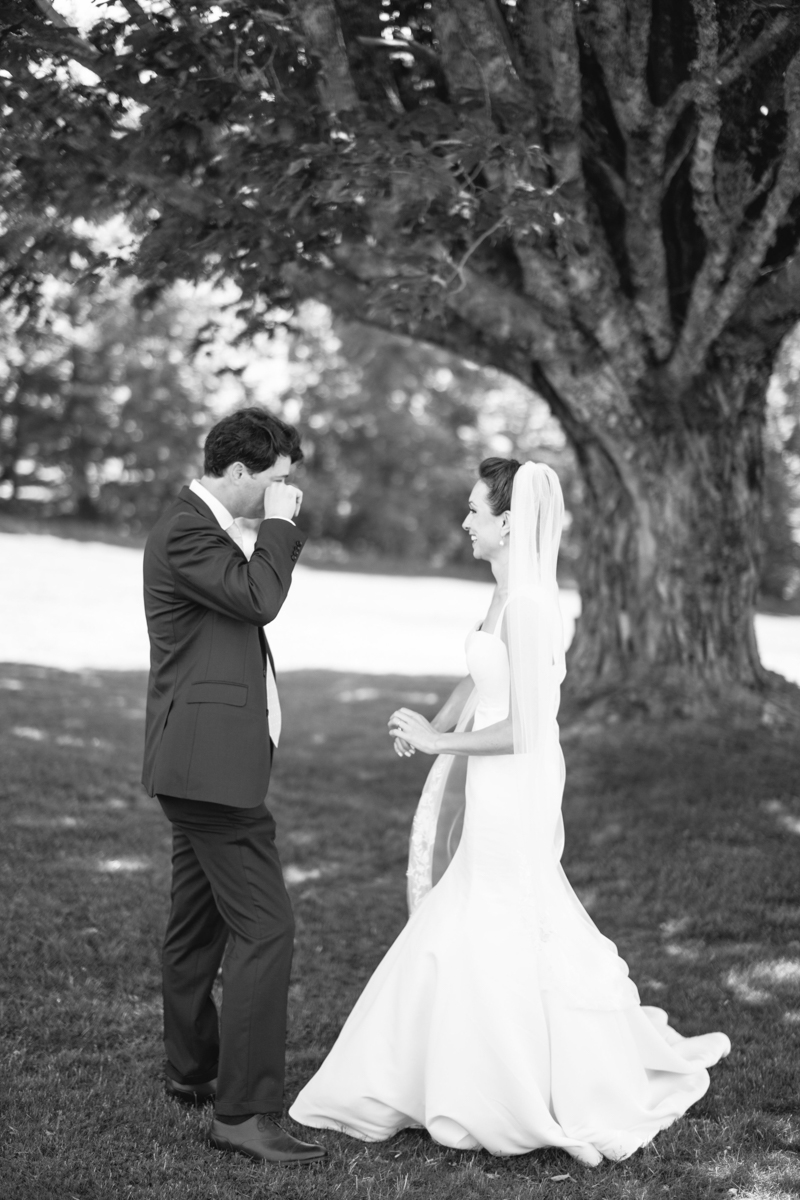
[{"xmin": 465, "ymin": 626, "xmax": 509, "ymax": 731}]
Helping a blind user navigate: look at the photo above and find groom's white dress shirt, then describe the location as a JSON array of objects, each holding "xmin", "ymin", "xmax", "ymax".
[{"xmin": 189, "ymin": 478, "xmax": 285, "ymax": 746}]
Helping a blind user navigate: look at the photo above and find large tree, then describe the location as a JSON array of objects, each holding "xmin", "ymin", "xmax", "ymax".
[{"xmin": 2, "ymin": 1, "xmax": 800, "ymax": 708}]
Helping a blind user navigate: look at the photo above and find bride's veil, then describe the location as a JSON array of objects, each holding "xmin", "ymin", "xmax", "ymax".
[
  {"xmin": 509, "ymin": 465, "xmax": 640, "ymax": 1009},
  {"xmin": 504, "ymin": 462, "xmax": 570, "ymax": 889},
  {"xmin": 507, "ymin": 461, "xmax": 566, "ymax": 758}
]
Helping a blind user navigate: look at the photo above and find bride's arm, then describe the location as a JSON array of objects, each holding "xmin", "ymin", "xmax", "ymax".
[
  {"xmin": 388, "ymin": 709, "xmax": 513, "ymax": 756},
  {"xmin": 430, "ymin": 674, "xmax": 473, "ymax": 732}
]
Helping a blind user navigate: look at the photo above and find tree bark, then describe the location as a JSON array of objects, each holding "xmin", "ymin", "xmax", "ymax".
[{"xmin": 552, "ymin": 361, "xmax": 770, "ymax": 709}]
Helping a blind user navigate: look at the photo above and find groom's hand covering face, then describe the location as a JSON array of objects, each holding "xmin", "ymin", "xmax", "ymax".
[
  {"xmin": 263, "ymin": 479, "xmax": 302, "ymax": 521},
  {"xmin": 258, "ymin": 455, "xmax": 302, "ymax": 521},
  {"xmin": 226, "ymin": 454, "xmax": 299, "ymax": 520}
]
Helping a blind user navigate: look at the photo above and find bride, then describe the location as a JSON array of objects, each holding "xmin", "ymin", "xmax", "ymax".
[{"xmin": 289, "ymin": 458, "xmax": 730, "ymax": 1164}]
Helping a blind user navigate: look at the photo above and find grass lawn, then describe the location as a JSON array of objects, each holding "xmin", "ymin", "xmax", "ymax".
[{"xmin": 1, "ymin": 663, "xmax": 799, "ymax": 1200}]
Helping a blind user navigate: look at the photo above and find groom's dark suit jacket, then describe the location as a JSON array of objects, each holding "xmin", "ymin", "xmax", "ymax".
[{"xmin": 142, "ymin": 486, "xmax": 305, "ymax": 807}]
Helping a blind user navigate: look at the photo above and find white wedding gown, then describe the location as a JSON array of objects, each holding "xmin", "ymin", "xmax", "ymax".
[{"xmin": 290, "ymin": 620, "xmax": 730, "ymax": 1164}]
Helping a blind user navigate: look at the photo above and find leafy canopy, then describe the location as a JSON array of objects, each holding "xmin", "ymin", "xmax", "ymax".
[{"xmin": 3, "ymin": 0, "xmax": 796, "ymax": 386}]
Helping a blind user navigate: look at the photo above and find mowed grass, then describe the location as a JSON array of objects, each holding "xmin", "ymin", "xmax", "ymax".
[{"xmin": 1, "ymin": 663, "xmax": 799, "ymax": 1200}]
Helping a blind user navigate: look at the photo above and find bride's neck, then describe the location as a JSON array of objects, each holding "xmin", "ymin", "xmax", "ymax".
[{"xmin": 490, "ymin": 555, "xmax": 509, "ymax": 591}]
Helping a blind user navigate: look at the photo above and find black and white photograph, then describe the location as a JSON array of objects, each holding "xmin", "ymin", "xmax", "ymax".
[{"xmin": 2, "ymin": 2, "xmax": 800, "ymax": 1198}]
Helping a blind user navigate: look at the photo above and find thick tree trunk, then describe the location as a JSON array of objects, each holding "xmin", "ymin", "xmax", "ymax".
[{"xmin": 560, "ymin": 362, "xmax": 769, "ymax": 710}]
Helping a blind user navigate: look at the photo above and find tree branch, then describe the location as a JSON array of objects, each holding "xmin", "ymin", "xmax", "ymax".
[
  {"xmin": 33, "ymin": 0, "xmax": 75, "ymax": 31},
  {"xmin": 625, "ymin": 0, "xmax": 652, "ymax": 91},
  {"xmin": 118, "ymin": 0, "xmax": 152, "ymax": 25},
  {"xmin": 583, "ymin": 0, "xmax": 652, "ymax": 135},
  {"xmin": 624, "ymin": 151, "xmax": 675, "ymax": 358},
  {"xmin": 294, "ymin": 0, "xmax": 360, "ymax": 117},
  {"xmin": 664, "ymin": 0, "xmax": 732, "ymax": 377},
  {"xmin": 325, "ymin": 237, "xmax": 571, "ymax": 368},
  {"xmin": 433, "ymin": 0, "xmax": 529, "ymax": 114},
  {"xmin": 737, "ymin": 250, "xmax": 800, "ymax": 352},
  {"xmin": 125, "ymin": 172, "xmax": 210, "ymax": 220},
  {"xmin": 512, "ymin": 243, "xmax": 572, "ymax": 317},
  {"xmin": 541, "ymin": 0, "xmax": 583, "ymax": 190},
  {"xmin": 470, "ymin": 2, "xmax": 645, "ymax": 385},
  {"xmin": 715, "ymin": 49, "xmax": 800, "ymax": 321},
  {"xmin": 480, "ymin": 0, "xmax": 527, "ymax": 85},
  {"xmin": 580, "ymin": 1, "xmax": 674, "ymax": 357},
  {"xmin": 354, "ymin": 36, "xmax": 439, "ymax": 67},
  {"xmin": 446, "ymin": 217, "xmax": 506, "ymax": 292},
  {"xmin": 717, "ymin": 11, "xmax": 796, "ymax": 89},
  {"xmin": 515, "ymin": 0, "xmax": 554, "ymax": 122},
  {"xmin": 656, "ymin": 11, "xmax": 796, "ymax": 144},
  {"xmin": 437, "ymin": 261, "xmax": 646, "ymax": 477},
  {"xmin": 669, "ymin": 47, "xmax": 800, "ymax": 385},
  {"xmin": 688, "ymin": 0, "xmax": 723, "ymax": 243},
  {"xmin": 662, "ymin": 116, "xmax": 695, "ymax": 196},
  {"xmin": 431, "ymin": 0, "xmax": 566, "ymax": 339},
  {"xmin": 32, "ymin": 0, "xmax": 101, "ymax": 60}
]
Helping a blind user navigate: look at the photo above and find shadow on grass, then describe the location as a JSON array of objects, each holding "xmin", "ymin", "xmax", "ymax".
[{"xmin": 1, "ymin": 662, "xmax": 799, "ymax": 1199}]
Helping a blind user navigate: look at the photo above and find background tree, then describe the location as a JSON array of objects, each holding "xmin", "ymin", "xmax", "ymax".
[
  {"xmin": 763, "ymin": 325, "xmax": 800, "ymax": 604},
  {"xmin": 278, "ymin": 303, "xmax": 575, "ymax": 566},
  {"xmin": 0, "ymin": 275, "xmax": 218, "ymax": 528},
  {"xmin": 3, "ymin": 1, "xmax": 800, "ymax": 707}
]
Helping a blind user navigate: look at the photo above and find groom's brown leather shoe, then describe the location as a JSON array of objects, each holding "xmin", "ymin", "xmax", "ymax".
[
  {"xmin": 165, "ymin": 1076, "xmax": 217, "ymax": 1103},
  {"xmin": 208, "ymin": 1114, "xmax": 326, "ymax": 1164}
]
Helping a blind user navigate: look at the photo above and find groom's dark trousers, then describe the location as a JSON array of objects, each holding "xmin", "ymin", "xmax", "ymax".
[
  {"xmin": 142, "ymin": 486, "xmax": 306, "ymax": 1116},
  {"xmin": 158, "ymin": 795, "xmax": 294, "ymax": 1114}
]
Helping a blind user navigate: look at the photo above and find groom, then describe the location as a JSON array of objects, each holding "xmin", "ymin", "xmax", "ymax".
[{"xmin": 142, "ymin": 407, "xmax": 325, "ymax": 1165}]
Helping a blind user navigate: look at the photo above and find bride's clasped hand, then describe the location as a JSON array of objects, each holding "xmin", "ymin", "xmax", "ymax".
[
  {"xmin": 290, "ymin": 457, "xmax": 731, "ymax": 1165},
  {"xmin": 388, "ymin": 708, "xmax": 449, "ymax": 755}
]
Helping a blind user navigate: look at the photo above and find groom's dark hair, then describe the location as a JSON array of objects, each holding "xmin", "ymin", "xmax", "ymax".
[{"xmin": 204, "ymin": 407, "xmax": 303, "ymax": 477}]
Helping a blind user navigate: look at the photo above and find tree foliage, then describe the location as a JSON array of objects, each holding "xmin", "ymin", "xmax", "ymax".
[
  {"xmin": 0, "ymin": 276, "xmax": 217, "ymax": 527},
  {"xmin": 2, "ymin": 1, "xmax": 798, "ymax": 367}
]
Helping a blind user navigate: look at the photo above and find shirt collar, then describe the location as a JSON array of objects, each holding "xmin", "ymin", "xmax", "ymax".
[{"xmin": 189, "ymin": 479, "xmax": 235, "ymax": 530}]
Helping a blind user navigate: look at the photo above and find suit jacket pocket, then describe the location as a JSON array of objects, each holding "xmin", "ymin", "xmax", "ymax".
[{"xmin": 187, "ymin": 681, "xmax": 248, "ymax": 706}]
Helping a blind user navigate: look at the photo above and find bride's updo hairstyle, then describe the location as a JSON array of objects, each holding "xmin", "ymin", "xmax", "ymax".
[{"xmin": 478, "ymin": 457, "xmax": 522, "ymax": 516}]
